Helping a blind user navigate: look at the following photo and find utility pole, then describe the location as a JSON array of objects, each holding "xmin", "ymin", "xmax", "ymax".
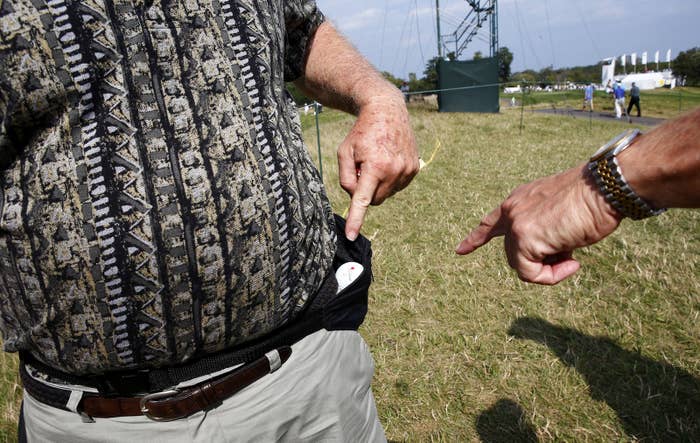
[
  {"xmin": 436, "ymin": 0, "xmax": 442, "ymax": 58},
  {"xmin": 490, "ymin": 0, "xmax": 498, "ymax": 57}
]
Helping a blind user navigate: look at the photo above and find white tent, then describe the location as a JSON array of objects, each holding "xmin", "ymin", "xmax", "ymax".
[{"xmin": 618, "ymin": 72, "xmax": 669, "ymax": 90}]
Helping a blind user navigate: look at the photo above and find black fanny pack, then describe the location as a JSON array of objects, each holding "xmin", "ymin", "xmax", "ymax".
[
  {"xmin": 319, "ymin": 214, "xmax": 373, "ymax": 330},
  {"xmin": 21, "ymin": 214, "xmax": 372, "ymax": 395}
]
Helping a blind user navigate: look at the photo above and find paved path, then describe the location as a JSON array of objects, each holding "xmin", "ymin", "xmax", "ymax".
[{"xmin": 533, "ymin": 107, "xmax": 665, "ymax": 127}]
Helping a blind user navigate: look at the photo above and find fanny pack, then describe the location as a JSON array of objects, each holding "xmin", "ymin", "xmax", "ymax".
[
  {"xmin": 321, "ymin": 214, "xmax": 373, "ymax": 330},
  {"xmin": 20, "ymin": 214, "xmax": 372, "ymax": 396}
]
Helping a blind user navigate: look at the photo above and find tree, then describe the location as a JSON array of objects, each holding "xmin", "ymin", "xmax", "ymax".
[
  {"xmin": 511, "ymin": 69, "xmax": 537, "ymax": 84},
  {"xmin": 537, "ymin": 66, "xmax": 555, "ymax": 86},
  {"xmin": 285, "ymin": 82, "xmax": 311, "ymax": 105},
  {"xmin": 511, "ymin": 62, "xmax": 603, "ymax": 86},
  {"xmin": 381, "ymin": 71, "xmax": 404, "ymax": 88},
  {"xmin": 473, "ymin": 51, "xmax": 483, "ymax": 60},
  {"xmin": 673, "ymin": 48, "xmax": 700, "ymax": 86},
  {"xmin": 422, "ymin": 56, "xmax": 440, "ymax": 91},
  {"xmin": 497, "ymin": 46, "xmax": 514, "ymax": 84}
]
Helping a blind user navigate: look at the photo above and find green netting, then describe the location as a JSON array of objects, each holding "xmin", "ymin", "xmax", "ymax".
[{"xmin": 437, "ymin": 58, "xmax": 499, "ymax": 113}]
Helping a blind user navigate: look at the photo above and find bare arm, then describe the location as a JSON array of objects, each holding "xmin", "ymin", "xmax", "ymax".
[
  {"xmin": 295, "ymin": 22, "xmax": 419, "ymax": 240},
  {"xmin": 456, "ymin": 107, "xmax": 700, "ymax": 285},
  {"xmin": 618, "ymin": 108, "xmax": 700, "ymax": 208}
]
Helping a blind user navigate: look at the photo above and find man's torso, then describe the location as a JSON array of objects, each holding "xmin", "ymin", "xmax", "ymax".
[{"xmin": 0, "ymin": 0, "xmax": 335, "ymax": 374}]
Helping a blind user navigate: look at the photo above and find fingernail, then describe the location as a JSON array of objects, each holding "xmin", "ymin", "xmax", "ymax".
[{"xmin": 346, "ymin": 230, "xmax": 358, "ymax": 241}]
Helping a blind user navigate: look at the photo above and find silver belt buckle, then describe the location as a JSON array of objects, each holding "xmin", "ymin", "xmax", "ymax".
[{"xmin": 139, "ymin": 389, "xmax": 180, "ymax": 421}]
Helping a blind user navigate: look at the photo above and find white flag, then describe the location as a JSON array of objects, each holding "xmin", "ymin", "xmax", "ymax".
[
  {"xmin": 642, "ymin": 52, "xmax": 648, "ymax": 65},
  {"xmin": 621, "ymin": 54, "xmax": 626, "ymax": 66},
  {"xmin": 631, "ymin": 53, "xmax": 637, "ymax": 66},
  {"xmin": 655, "ymin": 50, "xmax": 660, "ymax": 64},
  {"xmin": 666, "ymin": 49, "xmax": 672, "ymax": 62}
]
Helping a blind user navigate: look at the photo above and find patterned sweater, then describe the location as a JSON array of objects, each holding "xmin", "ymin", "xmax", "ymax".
[{"xmin": 0, "ymin": 0, "xmax": 335, "ymax": 374}]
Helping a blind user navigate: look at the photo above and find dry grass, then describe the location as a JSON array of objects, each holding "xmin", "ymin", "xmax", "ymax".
[
  {"xmin": 1, "ymin": 99, "xmax": 698, "ymax": 442},
  {"xmin": 0, "ymin": 350, "xmax": 20, "ymax": 443},
  {"xmin": 304, "ymin": 103, "xmax": 699, "ymax": 441}
]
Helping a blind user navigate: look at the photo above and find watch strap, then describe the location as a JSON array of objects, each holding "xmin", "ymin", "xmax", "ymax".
[{"xmin": 588, "ymin": 155, "xmax": 665, "ymax": 220}]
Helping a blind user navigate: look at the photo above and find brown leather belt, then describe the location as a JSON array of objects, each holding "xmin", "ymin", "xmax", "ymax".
[{"xmin": 25, "ymin": 347, "xmax": 291, "ymax": 421}]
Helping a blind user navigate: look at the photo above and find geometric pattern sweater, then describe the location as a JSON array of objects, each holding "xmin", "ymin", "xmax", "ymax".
[{"xmin": 0, "ymin": 0, "xmax": 335, "ymax": 374}]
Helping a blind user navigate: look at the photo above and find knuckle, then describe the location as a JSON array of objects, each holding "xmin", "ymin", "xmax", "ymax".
[
  {"xmin": 353, "ymin": 194, "xmax": 373, "ymax": 207},
  {"xmin": 510, "ymin": 219, "xmax": 534, "ymax": 239},
  {"xmin": 371, "ymin": 157, "xmax": 394, "ymax": 173},
  {"xmin": 501, "ymin": 198, "xmax": 517, "ymax": 215},
  {"xmin": 339, "ymin": 178, "xmax": 354, "ymax": 188},
  {"xmin": 339, "ymin": 180, "xmax": 355, "ymax": 194}
]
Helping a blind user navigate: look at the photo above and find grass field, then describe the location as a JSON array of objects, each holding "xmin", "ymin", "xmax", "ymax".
[
  {"xmin": 0, "ymin": 94, "xmax": 698, "ymax": 442},
  {"xmin": 303, "ymin": 101, "xmax": 699, "ymax": 441},
  {"xmin": 503, "ymin": 86, "xmax": 700, "ymax": 119}
]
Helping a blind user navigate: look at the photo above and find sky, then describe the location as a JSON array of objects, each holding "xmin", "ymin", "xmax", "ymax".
[{"xmin": 315, "ymin": 0, "xmax": 700, "ymax": 79}]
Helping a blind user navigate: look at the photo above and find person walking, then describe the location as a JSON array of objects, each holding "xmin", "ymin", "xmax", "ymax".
[
  {"xmin": 627, "ymin": 82, "xmax": 642, "ymax": 117},
  {"xmin": 0, "ymin": 0, "xmax": 419, "ymax": 441},
  {"xmin": 400, "ymin": 81, "xmax": 410, "ymax": 103},
  {"xmin": 613, "ymin": 80, "xmax": 627, "ymax": 119},
  {"xmin": 583, "ymin": 83, "xmax": 595, "ymax": 111}
]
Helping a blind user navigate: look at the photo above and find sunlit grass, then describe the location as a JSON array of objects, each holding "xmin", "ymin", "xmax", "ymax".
[
  {"xmin": 0, "ymin": 350, "xmax": 20, "ymax": 443},
  {"xmin": 502, "ymin": 86, "xmax": 700, "ymax": 119},
  {"xmin": 304, "ymin": 103, "xmax": 699, "ymax": 441}
]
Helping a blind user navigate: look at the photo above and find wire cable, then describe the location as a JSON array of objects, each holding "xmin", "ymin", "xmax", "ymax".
[
  {"xmin": 414, "ymin": 0, "xmax": 426, "ymax": 68},
  {"xmin": 431, "ymin": 0, "xmax": 439, "ymax": 55},
  {"xmin": 391, "ymin": 5, "xmax": 413, "ymax": 75},
  {"xmin": 379, "ymin": 0, "xmax": 389, "ymax": 69},
  {"xmin": 402, "ymin": 8, "xmax": 416, "ymax": 76},
  {"xmin": 571, "ymin": 0, "xmax": 602, "ymax": 61},
  {"xmin": 513, "ymin": 0, "xmax": 543, "ymax": 68},
  {"xmin": 510, "ymin": 0, "xmax": 527, "ymax": 69},
  {"xmin": 543, "ymin": 0, "xmax": 556, "ymax": 67}
]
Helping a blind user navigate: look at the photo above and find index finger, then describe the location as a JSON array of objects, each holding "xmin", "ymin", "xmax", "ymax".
[
  {"xmin": 455, "ymin": 205, "xmax": 506, "ymax": 255},
  {"xmin": 345, "ymin": 172, "xmax": 380, "ymax": 241}
]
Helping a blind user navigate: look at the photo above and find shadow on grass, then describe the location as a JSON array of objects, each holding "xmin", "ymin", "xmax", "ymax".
[
  {"xmin": 476, "ymin": 399, "xmax": 538, "ymax": 443},
  {"xmin": 509, "ymin": 317, "xmax": 700, "ymax": 441}
]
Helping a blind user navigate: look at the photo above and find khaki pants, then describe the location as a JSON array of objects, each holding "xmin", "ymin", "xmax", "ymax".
[
  {"xmin": 614, "ymin": 97, "xmax": 626, "ymax": 118},
  {"xmin": 21, "ymin": 330, "xmax": 386, "ymax": 443}
]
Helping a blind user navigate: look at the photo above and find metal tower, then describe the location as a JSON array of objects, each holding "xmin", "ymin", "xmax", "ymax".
[{"xmin": 436, "ymin": 0, "xmax": 498, "ymax": 59}]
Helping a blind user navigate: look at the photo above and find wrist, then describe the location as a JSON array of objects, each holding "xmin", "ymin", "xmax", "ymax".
[
  {"xmin": 615, "ymin": 134, "xmax": 669, "ymax": 210},
  {"xmin": 353, "ymin": 81, "xmax": 405, "ymax": 114},
  {"xmin": 580, "ymin": 164, "xmax": 624, "ymax": 222},
  {"xmin": 587, "ymin": 130, "xmax": 666, "ymax": 220}
]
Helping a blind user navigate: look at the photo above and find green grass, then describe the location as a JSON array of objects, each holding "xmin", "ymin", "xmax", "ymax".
[
  {"xmin": 503, "ymin": 86, "xmax": 700, "ymax": 118},
  {"xmin": 1, "ymin": 103, "xmax": 698, "ymax": 442},
  {"xmin": 0, "ymin": 351, "xmax": 20, "ymax": 443},
  {"xmin": 305, "ymin": 105, "xmax": 699, "ymax": 441}
]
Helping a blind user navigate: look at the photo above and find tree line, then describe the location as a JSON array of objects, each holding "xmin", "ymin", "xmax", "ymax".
[
  {"xmin": 287, "ymin": 47, "xmax": 700, "ymax": 105},
  {"xmin": 511, "ymin": 48, "xmax": 700, "ymax": 87}
]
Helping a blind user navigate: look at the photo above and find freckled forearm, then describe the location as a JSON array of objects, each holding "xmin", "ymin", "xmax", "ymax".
[
  {"xmin": 617, "ymin": 107, "xmax": 700, "ymax": 209},
  {"xmin": 294, "ymin": 22, "xmax": 403, "ymax": 115}
]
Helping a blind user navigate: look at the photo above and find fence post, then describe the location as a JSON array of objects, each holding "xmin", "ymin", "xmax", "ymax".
[{"xmin": 314, "ymin": 102, "xmax": 323, "ymax": 180}]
